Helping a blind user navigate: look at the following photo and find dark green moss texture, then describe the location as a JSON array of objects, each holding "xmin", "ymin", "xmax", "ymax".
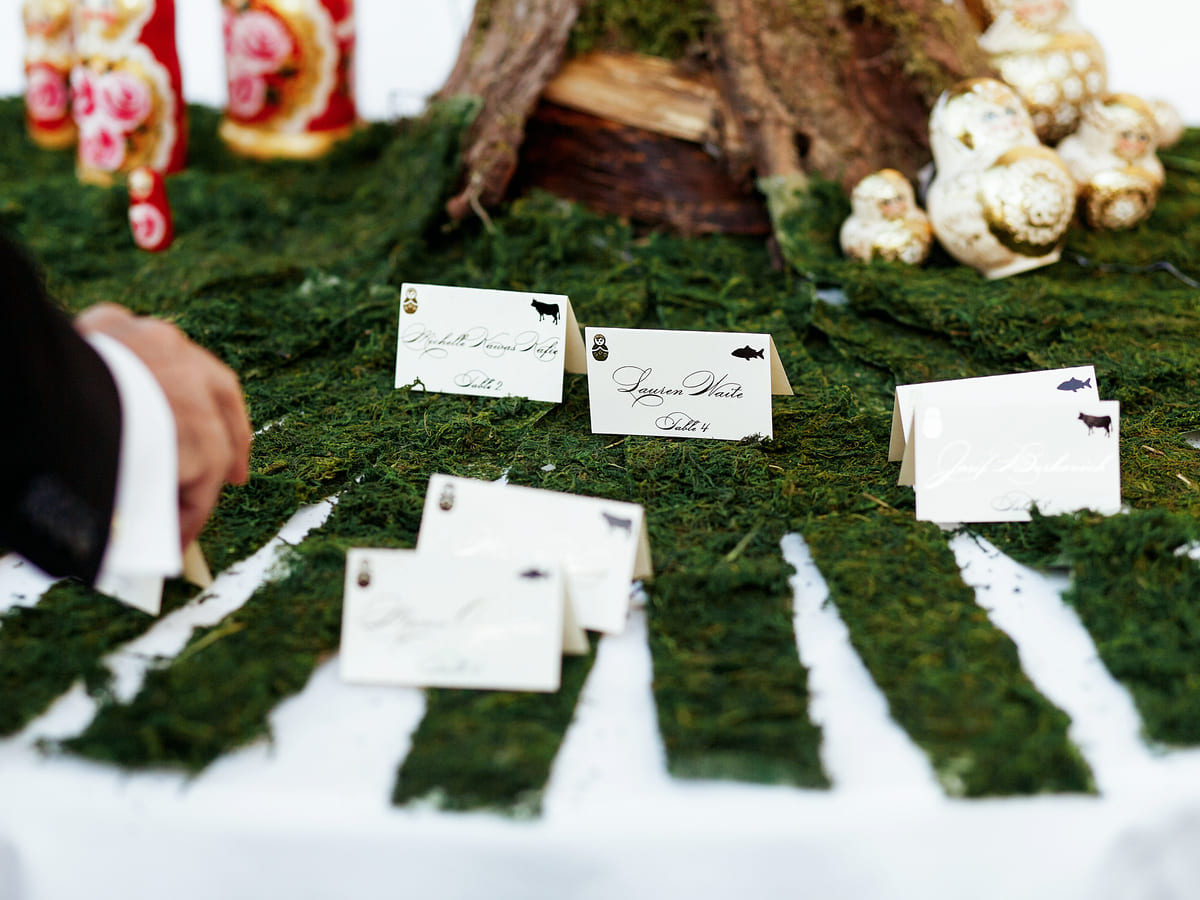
[{"xmin": 2, "ymin": 96, "xmax": 1200, "ymax": 809}]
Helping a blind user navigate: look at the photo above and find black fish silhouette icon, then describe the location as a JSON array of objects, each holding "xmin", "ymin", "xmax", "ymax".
[
  {"xmin": 731, "ymin": 345, "xmax": 764, "ymax": 360},
  {"xmin": 1057, "ymin": 376, "xmax": 1092, "ymax": 392}
]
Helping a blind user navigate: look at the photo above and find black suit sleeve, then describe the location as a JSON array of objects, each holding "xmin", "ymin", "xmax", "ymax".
[{"xmin": 0, "ymin": 231, "xmax": 122, "ymax": 584}]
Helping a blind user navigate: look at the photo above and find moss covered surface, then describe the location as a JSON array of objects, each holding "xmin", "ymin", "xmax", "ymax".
[
  {"xmin": 569, "ymin": 0, "xmax": 715, "ymax": 59},
  {"xmin": 61, "ymin": 476, "xmax": 414, "ymax": 772},
  {"xmin": 393, "ymin": 639, "xmax": 598, "ymax": 814},
  {"xmin": 978, "ymin": 509, "xmax": 1200, "ymax": 747},
  {"xmin": 0, "ymin": 579, "xmax": 192, "ymax": 737},
  {"xmin": 807, "ymin": 516, "xmax": 1093, "ymax": 796},
  {"xmin": 3, "ymin": 93, "xmax": 1200, "ymax": 805}
]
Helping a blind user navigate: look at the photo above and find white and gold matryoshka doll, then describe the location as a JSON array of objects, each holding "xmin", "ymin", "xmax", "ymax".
[
  {"xmin": 1057, "ymin": 93, "xmax": 1164, "ymax": 229},
  {"xmin": 22, "ymin": 0, "xmax": 76, "ymax": 149},
  {"xmin": 72, "ymin": 0, "xmax": 186, "ymax": 185},
  {"xmin": 976, "ymin": 0, "xmax": 1106, "ymax": 143},
  {"xmin": 839, "ymin": 169, "xmax": 933, "ymax": 266},
  {"xmin": 927, "ymin": 78, "xmax": 1076, "ymax": 279},
  {"xmin": 1149, "ymin": 99, "xmax": 1184, "ymax": 150},
  {"xmin": 219, "ymin": 0, "xmax": 358, "ymax": 159}
]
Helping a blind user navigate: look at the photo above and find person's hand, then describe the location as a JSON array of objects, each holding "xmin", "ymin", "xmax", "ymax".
[{"xmin": 75, "ymin": 303, "xmax": 252, "ymax": 547}]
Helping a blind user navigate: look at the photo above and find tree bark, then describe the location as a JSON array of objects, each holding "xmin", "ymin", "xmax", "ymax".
[
  {"xmin": 437, "ymin": 0, "xmax": 993, "ymax": 227},
  {"xmin": 435, "ymin": 0, "xmax": 585, "ymax": 220}
]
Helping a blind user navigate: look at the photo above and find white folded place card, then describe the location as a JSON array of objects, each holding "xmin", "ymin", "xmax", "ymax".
[
  {"xmin": 416, "ymin": 474, "xmax": 652, "ymax": 635},
  {"xmin": 891, "ymin": 366, "xmax": 1099, "ymax": 485},
  {"xmin": 584, "ymin": 326, "xmax": 793, "ymax": 441},
  {"xmin": 913, "ymin": 400, "xmax": 1121, "ymax": 523},
  {"xmin": 340, "ymin": 549, "xmax": 570, "ymax": 692},
  {"xmin": 394, "ymin": 283, "xmax": 587, "ymax": 403}
]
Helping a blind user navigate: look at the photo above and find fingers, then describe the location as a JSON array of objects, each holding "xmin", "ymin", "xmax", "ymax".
[
  {"xmin": 179, "ymin": 465, "xmax": 226, "ymax": 548},
  {"xmin": 211, "ymin": 363, "xmax": 252, "ymax": 485},
  {"xmin": 74, "ymin": 302, "xmax": 135, "ymax": 335},
  {"xmin": 76, "ymin": 304, "xmax": 253, "ymax": 547},
  {"xmin": 168, "ymin": 351, "xmax": 252, "ymax": 547}
]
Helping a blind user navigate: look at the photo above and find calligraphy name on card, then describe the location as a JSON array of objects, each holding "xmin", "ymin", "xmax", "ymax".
[
  {"xmin": 913, "ymin": 400, "xmax": 1121, "ymax": 523},
  {"xmin": 416, "ymin": 474, "xmax": 653, "ymax": 635},
  {"xmin": 584, "ymin": 327, "xmax": 793, "ymax": 442},
  {"xmin": 890, "ymin": 366, "xmax": 1100, "ymax": 486},
  {"xmin": 394, "ymin": 283, "xmax": 587, "ymax": 403},
  {"xmin": 340, "ymin": 549, "xmax": 570, "ymax": 692}
]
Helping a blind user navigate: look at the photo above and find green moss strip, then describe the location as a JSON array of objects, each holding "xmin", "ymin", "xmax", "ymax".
[
  {"xmin": 392, "ymin": 642, "xmax": 597, "ymax": 815},
  {"xmin": 59, "ymin": 478, "xmax": 403, "ymax": 770},
  {"xmin": 623, "ymin": 438, "xmax": 829, "ymax": 787},
  {"xmin": 61, "ymin": 535, "xmax": 345, "ymax": 770},
  {"xmin": 981, "ymin": 509, "xmax": 1200, "ymax": 747},
  {"xmin": 646, "ymin": 561, "xmax": 828, "ymax": 785},
  {"xmin": 0, "ymin": 579, "xmax": 192, "ymax": 737},
  {"xmin": 805, "ymin": 515, "xmax": 1093, "ymax": 796}
]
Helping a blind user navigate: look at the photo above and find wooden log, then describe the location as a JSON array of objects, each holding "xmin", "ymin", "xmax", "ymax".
[
  {"xmin": 442, "ymin": 2, "xmax": 992, "ymax": 239},
  {"xmin": 512, "ymin": 101, "xmax": 771, "ymax": 235},
  {"xmin": 540, "ymin": 52, "xmax": 728, "ymax": 147}
]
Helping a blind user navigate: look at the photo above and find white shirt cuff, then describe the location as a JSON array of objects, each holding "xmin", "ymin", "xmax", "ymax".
[{"xmin": 86, "ymin": 333, "xmax": 182, "ymax": 615}]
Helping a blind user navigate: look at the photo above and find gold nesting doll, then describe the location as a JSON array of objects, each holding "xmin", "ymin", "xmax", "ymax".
[
  {"xmin": 976, "ymin": 0, "xmax": 1107, "ymax": 143},
  {"xmin": 840, "ymin": 170, "xmax": 933, "ymax": 266},
  {"xmin": 927, "ymin": 78, "xmax": 1076, "ymax": 279},
  {"xmin": 1057, "ymin": 93, "xmax": 1164, "ymax": 229}
]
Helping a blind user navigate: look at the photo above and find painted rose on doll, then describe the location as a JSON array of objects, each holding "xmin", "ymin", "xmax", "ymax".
[
  {"xmin": 223, "ymin": 6, "xmax": 297, "ymax": 122},
  {"xmin": 219, "ymin": 0, "xmax": 357, "ymax": 159},
  {"xmin": 72, "ymin": 63, "xmax": 159, "ymax": 174},
  {"xmin": 72, "ymin": 0, "xmax": 185, "ymax": 184},
  {"xmin": 22, "ymin": 0, "xmax": 76, "ymax": 147}
]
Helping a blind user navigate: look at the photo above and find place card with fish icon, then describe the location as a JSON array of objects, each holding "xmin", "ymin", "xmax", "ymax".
[
  {"xmin": 890, "ymin": 366, "xmax": 1100, "ymax": 486},
  {"xmin": 340, "ymin": 549, "xmax": 579, "ymax": 692},
  {"xmin": 912, "ymin": 400, "xmax": 1121, "ymax": 523},
  {"xmin": 583, "ymin": 327, "xmax": 793, "ymax": 441},
  {"xmin": 415, "ymin": 474, "xmax": 653, "ymax": 635},
  {"xmin": 394, "ymin": 283, "xmax": 587, "ymax": 403}
]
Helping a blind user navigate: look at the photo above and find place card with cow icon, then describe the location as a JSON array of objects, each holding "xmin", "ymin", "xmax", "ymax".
[
  {"xmin": 394, "ymin": 283, "xmax": 587, "ymax": 403},
  {"xmin": 415, "ymin": 474, "xmax": 653, "ymax": 635},
  {"xmin": 890, "ymin": 366, "xmax": 1100, "ymax": 486},
  {"xmin": 911, "ymin": 400, "xmax": 1121, "ymax": 523},
  {"xmin": 584, "ymin": 327, "xmax": 793, "ymax": 441},
  {"xmin": 340, "ymin": 549, "xmax": 576, "ymax": 692}
]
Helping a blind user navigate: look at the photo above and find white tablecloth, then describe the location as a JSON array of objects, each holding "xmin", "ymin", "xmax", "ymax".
[{"xmin": 4, "ymin": 508, "xmax": 1200, "ymax": 900}]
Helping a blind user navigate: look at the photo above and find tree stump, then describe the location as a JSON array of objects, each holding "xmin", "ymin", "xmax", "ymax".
[{"xmin": 436, "ymin": 0, "xmax": 994, "ymax": 236}]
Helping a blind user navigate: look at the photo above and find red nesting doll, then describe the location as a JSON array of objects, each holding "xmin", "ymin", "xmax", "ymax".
[
  {"xmin": 127, "ymin": 166, "xmax": 174, "ymax": 252},
  {"xmin": 22, "ymin": 0, "xmax": 77, "ymax": 149},
  {"xmin": 72, "ymin": 0, "xmax": 186, "ymax": 185},
  {"xmin": 218, "ymin": 0, "xmax": 357, "ymax": 159}
]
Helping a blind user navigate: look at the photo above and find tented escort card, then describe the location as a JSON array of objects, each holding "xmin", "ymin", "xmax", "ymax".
[
  {"xmin": 584, "ymin": 327, "xmax": 793, "ymax": 441},
  {"xmin": 911, "ymin": 400, "xmax": 1121, "ymax": 523},
  {"xmin": 340, "ymin": 549, "xmax": 571, "ymax": 692},
  {"xmin": 890, "ymin": 366, "xmax": 1100, "ymax": 485},
  {"xmin": 394, "ymin": 283, "xmax": 587, "ymax": 403},
  {"xmin": 415, "ymin": 474, "xmax": 652, "ymax": 635}
]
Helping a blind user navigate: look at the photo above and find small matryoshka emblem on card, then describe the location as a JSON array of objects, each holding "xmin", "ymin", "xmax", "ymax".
[
  {"xmin": 591, "ymin": 334, "xmax": 609, "ymax": 362},
  {"xmin": 356, "ymin": 558, "xmax": 372, "ymax": 588},
  {"xmin": 402, "ymin": 286, "xmax": 419, "ymax": 315},
  {"xmin": 438, "ymin": 483, "xmax": 455, "ymax": 511}
]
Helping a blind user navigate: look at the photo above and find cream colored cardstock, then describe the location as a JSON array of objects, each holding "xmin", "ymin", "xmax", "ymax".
[
  {"xmin": 340, "ymin": 549, "xmax": 571, "ymax": 692},
  {"xmin": 913, "ymin": 400, "xmax": 1121, "ymax": 523},
  {"xmin": 584, "ymin": 326, "xmax": 792, "ymax": 442},
  {"xmin": 394, "ymin": 283, "xmax": 587, "ymax": 403},
  {"xmin": 890, "ymin": 366, "xmax": 1099, "ymax": 485},
  {"xmin": 416, "ymin": 474, "xmax": 652, "ymax": 635}
]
